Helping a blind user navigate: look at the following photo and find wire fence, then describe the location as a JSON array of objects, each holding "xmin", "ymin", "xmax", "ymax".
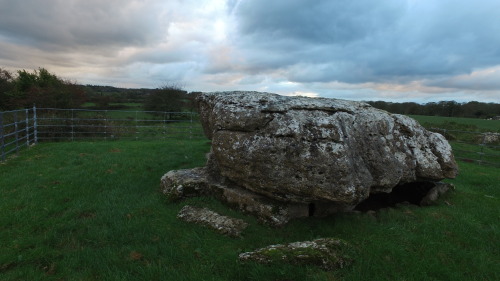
[
  {"xmin": 428, "ymin": 128, "xmax": 500, "ymax": 167},
  {"xmin": 0, "ymin": 106, "xmax": 204, "ymax": 162},
  {"xmin": 34, "ymin": 108, "xmax": 204, "ymax": 141},
  {"xmin": 0, "ymin": 107, "xmax": 37, "ymax": 162},
  {"xmin": 1, "ymin": 107, "xmax": 499, "ymax": 167}
]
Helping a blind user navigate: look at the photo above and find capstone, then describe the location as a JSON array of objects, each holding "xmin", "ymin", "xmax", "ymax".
[{"xmin": 161, "ymin": 91, "xmax": 458, "ymax": 225}]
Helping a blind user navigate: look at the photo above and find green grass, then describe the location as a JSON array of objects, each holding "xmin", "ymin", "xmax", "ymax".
[
  {"xmin": 109, "ymin": 103, "xmax": 144, "ymax": 110},
  {"xmin": 451, "ymin": 142, "xmax": 500, "ymax": 166},
  {"xmin": 80, "ymin": 102, "xmax": 96, "ymax": 108},
  {"xmin": 409, "ymin": 115, "xmax": 500, "ymax": 132},
  {"xmin": 34, "ymin": 108, "xmax": 201, "ymax": 142},
  {"xmin": 74, "ymin": 108, "xmax": 161, "ymax": 121},
  {"xmin": 1, "ymin": 141, "xmax": 499, "ymax": 280},
  {"xmin": 81, "ymin": 103, "xmax": 144, "ymax": 110},
  {"xmin": 407, "ymin": 115, "xmax": 500, "ymax": 167}
]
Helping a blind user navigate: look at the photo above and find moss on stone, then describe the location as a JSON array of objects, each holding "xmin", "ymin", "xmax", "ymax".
[{"xmin": 239, "ymin": 238, "xmax": 353, "ymax": 270}]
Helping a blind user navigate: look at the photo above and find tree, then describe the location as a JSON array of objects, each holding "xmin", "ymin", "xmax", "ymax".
[
  {"xmin": 143, "ymin": 84, "xmax": 187, "ymax": 114},
  {"xmin": 186, "ymin": 91, "xmax": 201, "ymax": 112},
  {"xmin": 3, "ymin": 68, "xmax": 86, "ymax": 109},
  {"xmin": 0, "ymin": 68, "xmax": 15, "ymax": 110}
]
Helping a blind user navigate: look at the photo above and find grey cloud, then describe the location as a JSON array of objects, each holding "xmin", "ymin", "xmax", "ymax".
[
  {"xmin": 425, "ymin": 68, "xmax": 500, "ymax": 91},
  {"xmin": 233, "ymin": 0, "xmax": 500, "ymax": 86},
  {"xmin": 0, "ymin": 0, "xmax": 171, "ymax": 51},
  {"xmin": 226, "ymin": 0, "xmax": 240, "ymax": 15},
  {"xmin": 126, "ymin": 44, "xmax": 201, "ymax": 66},
  {"xmin": 1, "ymin": 0, "xmax": 499, "ymax": 102},
  {"xmin": 236, "ymin": 0, "xmax": 403, "ymax": 44}
]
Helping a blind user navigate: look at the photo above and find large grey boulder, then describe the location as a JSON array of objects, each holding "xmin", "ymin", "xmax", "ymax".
[
  {"xmin": 198, "ymin": 92, "xmax": 457, "ymax": 205},
  {"xmin": 162, "ymin": 91, "xmax": 458, "ymax": 225}
]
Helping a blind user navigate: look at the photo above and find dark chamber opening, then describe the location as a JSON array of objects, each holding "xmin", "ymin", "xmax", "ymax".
[
  {"xmin": 308, "ymin": 203, "xmax": 316, "ymax": 217},
  {"xmin": 354, "ymin": 181, "xmax": 437, "ymax": 212}
]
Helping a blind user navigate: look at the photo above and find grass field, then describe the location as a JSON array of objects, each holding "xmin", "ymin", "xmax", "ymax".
[
  {"xmin": 409, "ymin": 115, "xmax": 500, "ymax": 167},
  {"xmin": 81, "ymin": 103, "xmax": 144, "ymax": 110},
  {"xmin": 409, "ymin": 115, "xmax": 500, "ymax": 132},
  {"xmin": 31, "ymin": 107, "xmax": 202, "ymax": 142},
  {"xmin": 1, "ymin": 140, "xmax": 498, "ymax": 281}
]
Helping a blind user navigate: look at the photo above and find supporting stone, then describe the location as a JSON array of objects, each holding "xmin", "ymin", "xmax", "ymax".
[{"xmin": 162, "ymin": 167, "xmax": 352, "ymax": 226}]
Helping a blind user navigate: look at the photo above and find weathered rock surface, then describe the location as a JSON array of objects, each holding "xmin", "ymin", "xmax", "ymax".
[
  {"xmin": 162, "ymin": 91, "xmax": 458, "ymax": 225},
  {"xmin": 177, "ymin": 205, "xmax": 248, "ymax": 237},
  {"xmin": 199, "ymin": 92, "xmax": 457, "ymax": 204},
  {"xmin": 238, "ymin": 238, "xmax": 353, "ymax": 270},
  {"xmin": 480, "ymin": 132, "xmax": 500, "ymax": 144},
  {"xmin": 420, "ymin": 182, "xmax": 454, "ymax": 206},
  {"xmin": 163, "ymin": 168, "xmax": 314, "ymax": 226},
  {"xmin": 161, "ymin": 167, "xmax": 210, "ymax": 200}
]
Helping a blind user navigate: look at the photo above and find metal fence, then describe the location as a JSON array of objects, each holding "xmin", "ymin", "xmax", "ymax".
[
  {"xmin": 1, "ymin": 108, "xmax": 499, "ymax": 167},
  {"xmin": 428, "ymin": 128, "xmax": 500, "ymax": 167},
  {"xmin": 34, "ymin": 107, "xmax": 204, "ymax": 141},
  {"xmin": 0, "ymin": 106, "xmax": 205, "ymax": 162},
  {"xmin": 0, "ymin": 107, "xmax": 37, "ymax": 162}
]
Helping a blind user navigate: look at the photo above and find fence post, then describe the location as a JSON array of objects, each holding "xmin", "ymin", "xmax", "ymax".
[
  {"xmin": 189, "ymin": 112, "xmax": 193, "ymax": 139},
  {"xmin": 478, "ymin": 133, "xmax": 486, "ymax": 165},
  {"xmin": 104, "ymin": 110, "xmax": 108, "ymax": 141},
  {"xmin": 25, "ymin": 108, "xmax": 30, "ymax": 146},
  {"xmin": 0, "ymin": 111, "xmax": 4, "ymax": 161},
  {"xmin": 135, "ymin": 111, "xmax": 139, "ymax": 140},
  {"xmin": 33, "ymin": 105, "xmax": 38, "ymax": 144},
  {"xmin": 163, "ymin": 111, "xmax": 167, "ymax": 140},
  {"xmin": 71, "ymin": 109, "xmax": 75, "ymax": 141},
  {"xmin": 14, "ymin": 111, "xmax": 19, "ymax": 154}
]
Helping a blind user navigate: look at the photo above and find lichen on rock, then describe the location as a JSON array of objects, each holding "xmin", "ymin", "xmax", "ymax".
[
  {"xmin": 161, "ymin": 91, "xmax": 458, "ymax": 226},
  {"xmin": 197, "ymin": 91, "xmax": 458, "ymax": 205},
  {"xmin": 238, "ymin": 238, "xmax": 353, "ymax": 270},
  {"xmin": 177, "ymin": 205, "xmax": 248, "ymax": 237},
  {"xmin": 161, "ymin": 167, "xmax": 209, "ymax": 200}
]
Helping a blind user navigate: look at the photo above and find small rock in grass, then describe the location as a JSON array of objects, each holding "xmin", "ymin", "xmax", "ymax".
[
  {"xmin": 239, "ymin": 238, "xmax": 353, "ymax": 270},
  {"xmin": 177, "ymin": 205, "xmax": 248, "ymax": 237},
  {"xmin": 420, "ymin": 182, "xmax": 454, "ymax": 206},
  {"xmin": 161, "ymin": 167, "xmax": 209, "ymax": 200}
]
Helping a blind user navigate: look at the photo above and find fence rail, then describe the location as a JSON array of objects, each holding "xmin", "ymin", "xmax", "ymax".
[
  {"xmin": 1, "ymin": 107, "xmax": 204, "ymax": 162},
  {"xmin": 428, "ymin": 128, "xmax": 499, "ymax": 167},
  {"xmin": 1, "ymin": 108, "xmax": 499, "ymax": 167},
  {"xmin": 34, "ymin": 107, "xmax": 204, "ymax": 142},
  {"xmin": 0, "ymin": 107, "xmax": 37, "ymax": 162}
]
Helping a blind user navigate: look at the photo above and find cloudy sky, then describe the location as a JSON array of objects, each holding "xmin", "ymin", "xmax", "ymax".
[{"xmin": 1, "ymin": 0, "xmax": 499, "ymax": 103}]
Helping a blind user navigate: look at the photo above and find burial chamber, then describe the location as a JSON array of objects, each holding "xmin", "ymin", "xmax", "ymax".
[{"xmin": 161, "ymin": 92, "xmax": 458, "ymax": 226}]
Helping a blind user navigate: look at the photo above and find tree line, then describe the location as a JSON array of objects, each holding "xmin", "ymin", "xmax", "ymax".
[
  {"xmin": 366, "ymin": 100, "xmax": 500, "ymax": 119},
  {"xmin": 0, "ymin": 67, "xmax": 86, "ymax": 110},
  {"xmin": 0, "ymin": 67, "xmax": 197, "ymax": 113},
  {"xmin": 1, "ymin": 67, "xmax": 499, "ymax": 118}
]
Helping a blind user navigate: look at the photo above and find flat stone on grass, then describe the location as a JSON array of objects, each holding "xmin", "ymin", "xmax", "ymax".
[
  {"xmin": 239, "ymin": 238, "xmax": 353, "ymax": 270},
  {"xmin": 177, "ymin": 205, "xmax": 248, "ymax": 237}
]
